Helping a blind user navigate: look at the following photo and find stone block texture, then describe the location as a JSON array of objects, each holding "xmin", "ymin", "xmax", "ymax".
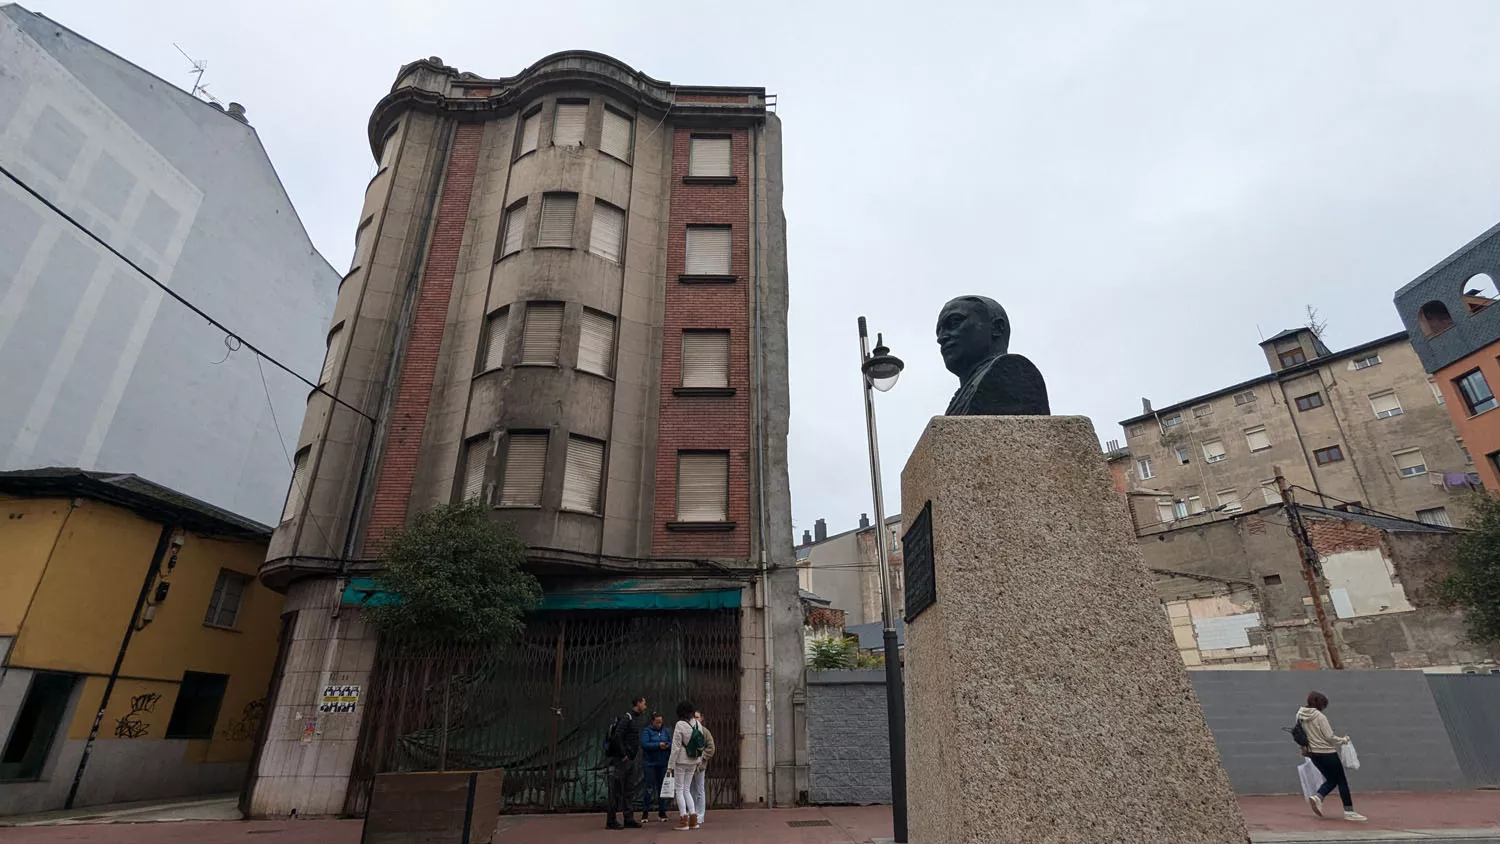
[
  {"xmin": 805, "ymin": 671, "xmax": 889, "ymax": 804},
  {"xmin": 900, "ymin": 415, "xmax": 1248, "ymax": 844}
]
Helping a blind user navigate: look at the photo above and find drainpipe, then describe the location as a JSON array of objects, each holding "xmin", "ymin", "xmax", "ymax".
[{"xmin": 751, "ymin": 120, "xmax": 776, "ymax": 808}]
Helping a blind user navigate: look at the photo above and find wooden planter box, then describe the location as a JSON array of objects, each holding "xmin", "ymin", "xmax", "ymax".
[{"xmin": 362, "ymin": 769, "xmax": 504, "ymax": 844}]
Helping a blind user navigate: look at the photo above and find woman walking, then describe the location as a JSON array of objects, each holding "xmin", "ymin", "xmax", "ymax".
[
  {"xmin": 668, "ymin": 701, "xmax": 703, "ymax": 831},
  {"xmin": 1298, "ymin": 691, "xmax": 1366, "ymax": 822}
]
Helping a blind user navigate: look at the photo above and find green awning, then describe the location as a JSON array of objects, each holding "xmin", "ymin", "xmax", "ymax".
[{"xmin": 341, "ymin": 577, "xmax": 741, "ymax": 612}]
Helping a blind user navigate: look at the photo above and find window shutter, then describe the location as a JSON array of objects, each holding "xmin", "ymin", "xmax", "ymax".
[
  {"xmin": 685, "ymin": 226, "xmax": 731, "ymax": 275},
  {"xmin": 689, "ymin": 137, "xmax": 731, "ymax": 177},
  {"xmin": 589, "ymin": 203, "xmax": 625, "ymax": 262},
  {"xmin": 1370, "ymin": 391, "xmax": 1403, "ymax": 418},
  {"xmin": 1417, "ymin": 507, "xmax": 1452, "ymax": 527},
  {"xmin": 1244, "ymin": 426, "xmax": 1271, "ymax": 452},
  {"xmin": 521, "ymin": 303, "xmax": 564, "ymax": 364},
  {"xmin": 501, "ymin": 204, "xmax": 526, "ymax": 255},
  {"xmin": 676, "ymin": 452, "xmax": 728, "ymax": 522},
  {"xmin": 562, "ymin": 436, "xmax": 605, "ymax": 513},
  {"xmin": 483, "ymin": 309, "xmax": 508, "ymax": 370},
  {"xmin": 538, "ymin": 195, "xmax": 577, "ymax": 247},
  {"xmin": 519, "ymin": 111, "xmax": 540, "ymax": 155},
  {"xmin": 1217, "ymin": 489, "xmax": 1241, "ymax": 511},
  {"xmin": 552, "ymin": 103, "xmax": 587, "ymax": 147},
  {"xmin": 282, "ymin": 450, "xmax": 309, "ymax": 523},
  {"xmin": 578, "ymin": 310, "xmax": 615, "ymax": 376},
  {"xmin": 1156, "ymin": 501, "xmax": 1174, "ymax": 524},
  {"xmin": 1202, "ymin": 440, "xmax": 1226, "ymax": 462},
  {"xmin": 1262, "ymin": 483, "xmax": 1282, "ymax": 505},
  {"xmin": 682, "ymin": 331, "xmax": 730, "ymax": 388},
  {"xmin": 500, "ymin": 433, "xmax": 548, "ymax": 506},
  {"xmin": 320, "ymin": 325, "xmax": 343, "ymax": 386},
  {"xmin": 462, "ymin": 438, "xmax": 489, "ymax": 502},
  {"xmin": 601, "ymin": 109, "xmax": 632, "ymax": 160},
  {"xmin": 1394, "ymin": 449, "xmax": 1427, "ymax": 476}
]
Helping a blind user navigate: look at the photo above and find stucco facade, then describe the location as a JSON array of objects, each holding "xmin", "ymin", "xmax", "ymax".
[
  {"xmin": 795, "ymin": 514, "xmax": 902, "ymax": 629},
  {"xmin": 250, "ymin": 53, "xmax": 800, "ymax": 816}
]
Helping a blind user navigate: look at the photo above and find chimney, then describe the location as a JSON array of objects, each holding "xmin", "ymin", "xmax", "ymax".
[
  {"xmin": 226, "ymin": 102, "xmax": 249, "ymax": 124},
  {"xmin": 801, "ymin": 529, "xmax": 812, "ymax": 546},
  {"xmin": 814, "ymin": 518, "xmax": 828, "ymax": 543},
  {"xmin": 1141, "ymin": 397, "xmax": 1153, "ymax": 414},
  {"xmin": 859, "ymin": 513, "xmax": 870, "ymax": 529}
]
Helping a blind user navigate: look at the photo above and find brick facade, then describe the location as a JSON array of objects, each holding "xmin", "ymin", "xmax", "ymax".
[
  {"xmin": 1305, "ymin": 514, "xmax": 1384, "ymax": 556},
  {"xmin": 806, "ymin": 606, "xmax": 846, "ymax": 630},
  {"xmin": 652, "ymin": 127, "xmax": 752, "ymax": 557},
  {"xmin": 361, "ymin": 122, "xmax": 484, "ymax": 552}
]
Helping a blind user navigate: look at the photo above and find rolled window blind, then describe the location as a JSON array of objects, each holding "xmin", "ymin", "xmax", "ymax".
[
  {"xmin": 282, "ymin": 449, "xmax": 310, "ymax": 523},
  {"xmin": 677, "ymin": 452, "xmax": 728, "ymax": 522},
  {"xmin": 518, "ymin": 111, "xmax": 540, "ymax": 155},
  {"xmin": 552, "ymin": 103, "xmax": 587, "ymax": 147},
  {"xmin": 562, "ymin": 436, "xmax": 605, "ymax": 513},
  {"xmin": 578, "ymin": 310, "xmax": 615, "ymax": 376},
  {"xmin": 682, "ymin": 331, "xmax": 730, "ymax": 388},
  {"xmin": 501, "ymin": 204, "xmax": 526, "ymax": 255},
  {"xmin": 462, "ymin": 438, "xmax": 489, "ymax": 502},
  {"xmin": 538, "ymin": 194, "xmax": 577, "ymax": 247},
  {"xmin": 500, "ymin": 433, "xmax": 548, "ymax": 506},
  {"xmin": 601, "ymin": 109, "xmax": 632, "ymax": 160},
  {"xmin": 320, "ymin": 325, "xmax": 343, "ymax": 386},
  {"xmin": 521, "ymin": 303, "xmax": 564, "ymax": 364},
  {"xmin": 689, "ymin": 137, "xmax": 731, "ymax": 177},
  {"xmin": 589, "ymin": 203, "xmax": 624, "ymax": 262},
  {"xmin": 483, "ymin": 309, "xmax": 508, "ymax": 370},
  {"xmin": 685, "ymin": 226, "xmax": 731, "ymax": 275}
]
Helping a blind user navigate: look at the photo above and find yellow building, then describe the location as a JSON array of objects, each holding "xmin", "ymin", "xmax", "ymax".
[{"xmin": 0, "ymin": 469, "xmax": 282, "ymax": 815}]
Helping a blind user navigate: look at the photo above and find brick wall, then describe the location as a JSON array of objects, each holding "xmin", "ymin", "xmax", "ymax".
[
  {"xmin": 362, "ymin": 122, "xmax": 483, "ymax": 552},
  {"xmin": 1305, "ymin": 514, "xmax": 1383, "ymax": 556},
  {"xmin": 651, "ymin": 127, "xmax": 752, "ymax": 558},
  {"xmin": 806, "ymin": 606, "xmax": 846, "ymax": 630}
]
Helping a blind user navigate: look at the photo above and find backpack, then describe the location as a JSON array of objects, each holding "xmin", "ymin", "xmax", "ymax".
[
  {"xmin": 685, "ymin": 722, "xmax": 707, "ymax": 759},
  {"xmin": 604, "ymin": 714, "xmax": 630, "ymax": 759},
  {"xmin": 1285, "ymin": 721, "xmax": 1309, "ymax": 749}
]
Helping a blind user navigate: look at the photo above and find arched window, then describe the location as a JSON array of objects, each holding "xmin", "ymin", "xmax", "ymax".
[
  {"xmin": 1464, "ymin": 273, "xmax": 1498, "ymax": 313},
  {"xmin": 1418, "ymin": 301, "xmax": 1454, "ymax": 337}
]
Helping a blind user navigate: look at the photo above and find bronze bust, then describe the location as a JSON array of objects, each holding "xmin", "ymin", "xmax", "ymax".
[{"xmin": 938, "ymin": 296, "xmax": 1050, "ymax": 416}]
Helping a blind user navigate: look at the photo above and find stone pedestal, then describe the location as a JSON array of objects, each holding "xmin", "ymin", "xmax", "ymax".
[{"xmin": 900, "ymin": 416, "xmax": 1248, "ymax": 844}]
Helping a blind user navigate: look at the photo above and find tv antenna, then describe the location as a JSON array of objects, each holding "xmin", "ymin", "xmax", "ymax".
[{"xmin": 174, "ymin": 43, "xmax": 223, "ymax": 106}]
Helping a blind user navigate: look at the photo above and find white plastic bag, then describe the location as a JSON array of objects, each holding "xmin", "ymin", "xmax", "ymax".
[
  {"xmin": 1297, "ymin": 758, "xmax": 1325, "ymax": 800},
  {"xmin": 660, "ymin": 770, "xmax": 676, "ymax": 799},
  {"xmin": 1340, "ymin": 741, "xmax": 1360, "ymax": 770}
]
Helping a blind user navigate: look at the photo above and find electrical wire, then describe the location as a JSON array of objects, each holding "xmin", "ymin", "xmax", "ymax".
[
  {"xmin": 256, "ymin": 355, "xmax": 336, "ymax": 551},
  {"xmin": 1287, "ymin": 484, "xmax": 1446, "ymax": 527},
  {"xmin": 0, "ymin": 162, "xmax": 375, "ymax": 424}
]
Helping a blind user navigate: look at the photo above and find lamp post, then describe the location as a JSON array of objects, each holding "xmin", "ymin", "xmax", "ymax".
[{"xmin": 857, "ymin": 316, "xmax": 907, "ymax": 843}]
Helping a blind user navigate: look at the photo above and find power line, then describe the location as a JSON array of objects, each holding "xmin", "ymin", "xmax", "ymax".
[
  {"xmin": 0, "ymin": 162, "xmax": 375, "ymax": 424},
  {"xmin": 256, "ymin": 355, "xmax": 336, "ymax": 552},
  {"xmin": 1287, "ymin": 484, "xmax": 1446, "ymax": 528}
]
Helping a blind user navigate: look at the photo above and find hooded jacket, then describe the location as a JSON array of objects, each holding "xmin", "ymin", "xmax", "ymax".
[
  {"xmin": 640, "ymin": 723, "xmax": 672, "ymax": 767},
  {"xmin": 1297, "ymin": 706, "xmax": 1347, "ymax": 754}
]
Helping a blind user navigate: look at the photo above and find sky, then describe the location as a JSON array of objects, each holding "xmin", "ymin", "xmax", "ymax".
[{"xmin": 31, "ymin": 0, "xmax": 1500, "ymax": 542}]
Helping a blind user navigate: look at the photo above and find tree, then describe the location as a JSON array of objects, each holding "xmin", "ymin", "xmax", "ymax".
[
  {"xmin": 1440, "ymin": 495, "xmax": 1500, "ymax": 645},
  {"xmin": 365, "ymin": 500, "xmax": 542, "ymax": 645},
  {"xmin": 1305, "ymin": 305, "xmax": 1328, "ymax": 339}
]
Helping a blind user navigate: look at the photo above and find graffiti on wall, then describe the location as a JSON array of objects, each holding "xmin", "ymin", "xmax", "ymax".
[
  {"xmin": 114, "ymin": 692, "xmax": 161, "ymax": 738},
  {"xmin": 220, "ymin": 698, "xmax": 265, "ymax": 741}
]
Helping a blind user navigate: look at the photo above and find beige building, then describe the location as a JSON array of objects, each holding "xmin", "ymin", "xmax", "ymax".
[{"xmin": 795, "ymin": 514, "xmax": 903, "ymax": 629}]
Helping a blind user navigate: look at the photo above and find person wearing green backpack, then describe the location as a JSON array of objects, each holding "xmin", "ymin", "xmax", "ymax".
[{"xmin": 668, "ymin": 701, "xmax": 705, "ymax": 831}]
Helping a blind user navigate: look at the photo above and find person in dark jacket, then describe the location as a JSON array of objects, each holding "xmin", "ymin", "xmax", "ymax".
[
  {"xmin": 605, "ymin": 696, "xmax": 649, "ymax": 829},
  {"xmin": 638, "ymin": 713, "xmax": 672, "ymax": 821}
]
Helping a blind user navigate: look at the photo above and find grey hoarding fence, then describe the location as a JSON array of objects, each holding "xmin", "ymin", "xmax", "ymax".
[{"xmin": 1425, "ymin": 674, "xmax": 1500, "ymax": 788}]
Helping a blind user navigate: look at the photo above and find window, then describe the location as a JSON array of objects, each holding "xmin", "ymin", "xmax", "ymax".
[
  {"xmin": 1429, "ymin": 377, "xmax": 1445, "ymax": 405},
  {"xmin": 1174, "ymin": 445, "xmax": 1190, "ymax": 465},
  {"xmin": 500, "ymin": 201, "xmax": 526, "ymax": 257},
  {"xmin": 482, "ymin": 307, "xmax": 508, "ymax": 371},
  {"xmin": 377, "ymin": 124, "xmax": 400, "ymax": 170},
  {"xmin": 461, "ymin": 436, "xmax": 489, "ymax": 502},
  {"xmin": 552, "ymin": 101, "xmax": 587, "ymax": 147},
  {"xmin": 1156, "ymin": 500, "xmax": 1174, "ymax": 524},
  {"xmin": 499, "ymin": 433, "xmax": 548, "ymax": 506},
  {"xmin": 1160, "ymin": 413, "xmax": 1183, "ymax": 429},
  {"xmin": 1294, "ymin": 393, "xmax": 1323, "ymax": 412},
  {"xmin": 1313, "ymin": 445, "xmax": 1344, "ymax": 465},
  {"xmin": 561, "ymin": 436, "xmax": 605, "ymax": 513},
  {"xmin": 1455, "ymin": 369, "xmax": 1497, "ymax": 415},
  {"xmin": 1369, "ymin": 390, "xmax": 1403, "ymax": 419},
  {"xmin": 1263, "ymin": 574, "xmax": 1282, "ymax": 586},
  {"xmin": 0, "ymin": 672, "xmax": 76, "ymax": 781},
  {"xmin": 1187, "ymin": 496, "xmax": 1204, "ymax": 514},
  {"xmin": 537, "ymin": 194, "xmax": 577, "ymax": 248},
  {"xmin": 1278, "ymin": 348, "xmax": 1307, "ymax": 368},
  {"xmin": 1393, "ymin": 448, "xmax": 1428, "ymax": 478},
  {"xmin": 1352, "ymin": 354, "xmax": 1382, "ymax": 370},
  {"xmin": 577, "ymin": 310, "xmax": 616, "ymax": 376},
  {"xmin": 1174, "ymin": 500, "xmax": 1189, "ymax": 519},
  {"xmin": 164, "ymin": 671, "xmax": 229, "ymax": 739},
  {"xmin": 689, "ymin": 136, "xmax": 732, "ymax": 178},
  {"xmin": 1417, "ymin": 507, "xmax": 1453, "ymax": 527},
  {"xmin": 600, "ymin": 108, "xmax": 633, "ymax": 161},
  {"xmin": 685, "ymin": 225, "xmax": 731, "ymax": 275},
  {"xmin": 352, "ymin": 216, "xmax": 374, "ymax": 269},
  {"xmin": 203, "ymin": 571, "xmax": 250, "ymax": 628},
  {"xmin": 281, "ymin": 448, "xmax": 310, "ymax": 523},
  {"xmin": 520, "ymin": 302, "xmax": 564, "ymax": 364},
  {"xmin": 1216, "ymin": 488, "xmax": 1242, "ymax": 512},
  {"xmin": 589, "ymin": 202, "xmax": 625, "ymax": 262},
  {"xmin": 1202, "ymin": 440, "xmax": 1227, "ymax": 463},
  {"xmin": 682, "ymin": 330, "xmax": 731, "ymax": 388},
  {"xmin": 1192, "ymin": 404, "xmax": 1213, "ymax": 418},
  {"xmin": 1262, "ymin": 481, "xmax": 1282, "ymax": 505},
  {"xmin": 517, "ymin": 108, "xmax": 541, "ymax": 157},
  {"xmin": 319, "ymin": 324, "xmax": 343, "ymax": 386},
  {"xmin": 1244, "ymin": 426, "xmax": 1271, "ymax": 452},
  {"xmin": 1136, "ymin": 457, "xmax": 1154, "ymax": 480},
  {"xmin": 676, "ymin": 451, "xmax": 729, "ymax": 522},
  {"xmin": 1233, "ymin": 390, "xmax": 1258, "ymax": 406}
]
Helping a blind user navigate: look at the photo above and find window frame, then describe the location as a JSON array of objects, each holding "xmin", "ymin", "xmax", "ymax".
[
  {"xmin": 1369, "ymin": 390, "xmax": 1404, "ymax": 420},
  {"xmin": 1136, "ymin": 456, "xmax": 1154, "ymax": 480},
  {"xmin": 478, "ymin": 306, "xmax": 509, "ymax": 374},
  {"xmin": 550, "ymin": 99, "xmax": 589, "ymax": 148},
  {"xmin": 1233, "ymin": 390, "xmax": 1258, "ymax": 406},
  {"xmin": 560, "ymin": 435, "xmax": 607, "ymax": 515},
  {"xmin": 1313, "ymin": 445, "xmax": 1345, "ymax": 465},
  {"xmin": 682, "ymin": 224, "xmax": 734, "ymax": 280},
  {"xmin": 498, "ymin": 431, "xmax": 549, "ymax": 508},
  {"xmin": 1294, "ymin": 392, "xmax": 1324, "ymax": 412},
  {"xmin": 281, "ymin": 446, "xmax": 311, "ymax": 524},
  {"xmin": 676, "ymin": 329, "xmax": 733, "ymax": 395},
  {"xmin": 1244, "ymin": 425, "xmax": 1271, "ymax": 453},
  {"xmin": 497, "ymin": 199, "xmax": 527, "ymax": 259},
  {"xmin": 536, "ymin": 193, "xmax": 578, "ymax": 249},
  {"xmin": 1351, "ymin": 354, "xmax": 1382, "ymax": 370},
  {"xmin": 686, "ymin": 134, "xmax": 735, "ymax": 182},
  {"xmin": 1202, "ymin": 440, "xmax": 1227, "ymax": 463},
  {"xmin": 588, "ymin": 200, "xmax": 626, "ymax": 263},
  {"xmin": 515, "ymin": 106, "xmax": 542, "ymax": 159},
  {"xmin": 1392, "ymin": 448, "xmax": 1428, "ymax": 478},
  {"xmin": 519, "ymin": 301, "xmax": 565, "ymax": 366},
  {"xmin": 1174, "ymin": 444, "xmax": 1190, "ymax": 465},
  {"xmin": 1160, "ymin": 413, "xmax": 1183, "ymax": 429},
  {"xmin": 1416, "ymin": 507, "xmax": 1452, "ymax": 527},
  {"xmin": 319, "ymin": 322, "xmax": 345, "ymax": 387},
  {"xmin": 1278, "ymin": 348, "xmax": 1307, "ymax": 368},
  {"xmin": 669, "ymin": 450, "xmax": 733, "ymax": 529},
  {"xmin": 576, "ymin": 308, "xmax": 617, "ymax": 378},
  {"xmin": 1192, "ymin": 404, "xmax": 1213, "ymax": 419},
  {"xmin": 459, "ymin": 435, "xmax": 490, "ymax": 503},
  {"xmin": 203, "ymin": 570, "xmax": 251, "ymax": 630},
  {"xmin": 1216, "ymin": 488, "xmax": 1242, "ymax": 513},
  {"xmin": 600, "ymin": 106, "xmax": 634, "ymax": 163},
  {"xmin": 1455, "ymin": 368, "xmax": 1497, "ymax": 416}
]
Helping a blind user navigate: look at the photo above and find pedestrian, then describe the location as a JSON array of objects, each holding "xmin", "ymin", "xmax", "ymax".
[
  {"xmin": 639, "ymin": 712, "xmax": 672, "ymax": 822},
  {"xmin": 690, "ymin": 710, "xmax": 716, "ymax": 826},
  {"xmin": 604, "ymin": 696, "xmax": 649, "ymax": 830},
  {"xmin": 668, "ymin": 700, "xmax": 705, "ymax": 831},
  {"xmin": 1298, "ymin": 691, "xmax": 1366, "ymax": 823}
]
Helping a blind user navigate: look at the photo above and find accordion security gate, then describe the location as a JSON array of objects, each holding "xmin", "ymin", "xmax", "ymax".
[{"xmin": 347, "ymin": 610, "xmax": 741, "ymax": 815}]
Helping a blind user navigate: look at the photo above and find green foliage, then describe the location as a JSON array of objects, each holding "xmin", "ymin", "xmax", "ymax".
[
  {"xmin": 805, "ymin": 630, "xmax": 857, "ymax": 670},
  {"xmin": 365, "ymin": 500, "xmax": 541, "ymax": 645},
  {"xmin": 854, "ymin": 650, "xmax": 885, "ymax": 670},
  {"xmin": 1440, "ymin": 494, "xmax": 1500, "ymax": 645}
]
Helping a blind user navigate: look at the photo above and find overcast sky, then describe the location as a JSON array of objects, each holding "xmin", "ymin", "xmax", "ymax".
[{"xmin": 35, "ymin": 0, "xmax": 1500, "ymax": 540}]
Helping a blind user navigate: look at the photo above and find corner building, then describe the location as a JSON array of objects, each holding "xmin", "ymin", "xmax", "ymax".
[{"xmin": 248, "ymin": 53, "xmax": 800, "ymax": 816}]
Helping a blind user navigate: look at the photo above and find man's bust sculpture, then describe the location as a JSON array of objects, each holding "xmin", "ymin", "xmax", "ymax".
[{"xmin": 939, "ymin": 295, "xmax": 1050, "ymax": 416}]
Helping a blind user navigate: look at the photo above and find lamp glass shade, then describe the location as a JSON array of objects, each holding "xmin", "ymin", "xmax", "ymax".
[{"xmin": 869, "ymin": 371, "xmax": 900, "ymax": 392}]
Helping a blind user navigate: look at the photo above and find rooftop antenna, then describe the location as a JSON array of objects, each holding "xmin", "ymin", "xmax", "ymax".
[{"xmin": 174, "ymin": 43, "xmax": 223, "ymax": 106}]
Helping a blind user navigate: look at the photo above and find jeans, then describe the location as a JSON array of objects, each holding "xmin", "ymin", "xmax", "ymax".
[
  {"xmin": 1308, "ymin": 752, "xmax": 1353, "ymax": 809},
  {"xmin": 641, "ymin": 764, "xmax": 669, "ymax": 817},
  {"xmin": 690, "ymin": 768, "xmax": 707, "ymax": 820},
  {"xmin": 673, "ymin": 765, "xmax": 698, "ymax": 819},
  {"xmin": 607, "ymin": 756, "xmax": 642, "ymax": 822}
]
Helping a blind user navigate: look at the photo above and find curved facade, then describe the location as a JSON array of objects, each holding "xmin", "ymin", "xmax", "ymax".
[{"xmin": 250, "ymin": 53, "xmax": 800, "ymax": 816}]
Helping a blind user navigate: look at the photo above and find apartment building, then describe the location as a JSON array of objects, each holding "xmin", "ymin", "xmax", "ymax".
[
  {"xmin": 795, "ymin": 514, "xmax": 904, "ymax": 628},
  {"xmin": 247, "ymin": 52, "xmax": 799, "ymax": 816}
]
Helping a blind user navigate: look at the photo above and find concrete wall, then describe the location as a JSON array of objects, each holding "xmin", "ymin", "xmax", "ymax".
[
  {"xmin": 0, "ymin": 8, "xmax": 338, "ymax": 527},
  {"xmin": 805, "ymin": 670, "xmax": 889, "ymax": 805}
]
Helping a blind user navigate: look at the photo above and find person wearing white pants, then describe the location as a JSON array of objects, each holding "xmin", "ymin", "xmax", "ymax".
[
  {"xmin": 690, "ymin": 711, "xmax": 717, "ymax": 825},
  {"xmin": 668, "ymin": 701, "xmax": 702, "ymax": 831}
]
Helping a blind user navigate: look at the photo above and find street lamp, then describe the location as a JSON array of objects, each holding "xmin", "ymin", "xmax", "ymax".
[{"xmin": 857, "ymin": 316, "xmax": 908, "ymax": 843}]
